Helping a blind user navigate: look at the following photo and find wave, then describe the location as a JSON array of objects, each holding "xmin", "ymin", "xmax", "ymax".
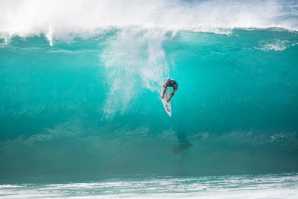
[
  {"xmin": 0, "ymin": 0, "xmax": 298, "ymax": 44},
  {"xmin": 0, "ymin": 12, "xmax": 298, "ymax": 180}
]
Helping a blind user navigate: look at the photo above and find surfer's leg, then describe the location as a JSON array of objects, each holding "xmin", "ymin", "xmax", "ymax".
[{"xmin": 162, "ymin": 87, "xmax": 167, "ymax": 99}]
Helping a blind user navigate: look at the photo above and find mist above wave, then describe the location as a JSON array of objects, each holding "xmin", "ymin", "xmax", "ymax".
[{"xmin": 0, "ymin": 0, "xmax": 297, "ymax": 44}]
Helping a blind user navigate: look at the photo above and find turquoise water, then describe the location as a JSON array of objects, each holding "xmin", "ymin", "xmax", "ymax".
[
  {"xmin": 1, "ymin": 28, "xmax": 298, "ymax": 180},
  {"xmin": 0, "ymin": 0, "xmax": 298, "ymax": 197}
]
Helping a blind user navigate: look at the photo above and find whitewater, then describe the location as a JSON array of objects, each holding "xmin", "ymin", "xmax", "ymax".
[{"xmin": 0, "ymin": 0, "xmax": 298, "ymax": 198}]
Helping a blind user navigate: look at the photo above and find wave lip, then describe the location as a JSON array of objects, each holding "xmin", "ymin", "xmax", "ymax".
[{"xmin": 0, "ymin": 0, "xmax": 297, "ymax": 43}]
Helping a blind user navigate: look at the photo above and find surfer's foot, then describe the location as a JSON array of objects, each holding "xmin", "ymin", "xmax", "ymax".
[{"xmin": 167, "ymin": 99, "xmax": 170, "ymax": 102}]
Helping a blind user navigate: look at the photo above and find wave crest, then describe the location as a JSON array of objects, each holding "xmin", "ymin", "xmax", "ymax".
[{"xmin": 0, "ymin": 0, "xmax": 297, "ymax": 43}]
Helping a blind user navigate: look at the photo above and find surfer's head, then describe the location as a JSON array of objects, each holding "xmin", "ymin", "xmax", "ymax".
[{"xmin": 166, "ymin": 79, "xmax": 171, "ymax": 84}]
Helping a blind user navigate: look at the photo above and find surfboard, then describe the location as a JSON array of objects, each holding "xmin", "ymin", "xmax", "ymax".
[{"xmin": 161, "ymin": 87, "xmax": 172, "ymax": 117}]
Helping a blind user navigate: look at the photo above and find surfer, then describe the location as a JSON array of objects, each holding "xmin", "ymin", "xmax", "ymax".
[{"xmin": 162, "ymin": 79, "xmax": 178, "ymax": 102}]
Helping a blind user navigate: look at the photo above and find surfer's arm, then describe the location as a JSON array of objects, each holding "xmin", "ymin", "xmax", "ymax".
[
  {"xmin": 167, "ymin": 86, "xmax": 178, "ymax": 102},
  {"xmin": 168, "ymin": 93, "xmax": 175, "ymax": 101},
  {"xmin": 170, "ymin": 85, "xmax": 178, "ymax": 96}
]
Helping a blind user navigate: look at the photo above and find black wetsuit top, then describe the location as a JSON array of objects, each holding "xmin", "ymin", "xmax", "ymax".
[{"xmin": 163, "ymin": 80, "xmax": 178, "ymax": 88}]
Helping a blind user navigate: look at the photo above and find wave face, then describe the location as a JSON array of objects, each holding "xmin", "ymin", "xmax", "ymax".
[{"xmin": 0, "ymin": 0, "xmax": 298, "ymax": 182}]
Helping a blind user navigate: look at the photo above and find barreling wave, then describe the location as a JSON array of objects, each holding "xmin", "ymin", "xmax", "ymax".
[{"xmin": 0, "ymin": 0, "xmax": 298, "ymax": 182}]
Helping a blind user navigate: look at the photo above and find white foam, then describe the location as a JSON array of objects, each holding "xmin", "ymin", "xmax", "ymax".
[
  {"xmin": 257, "ymin": 39, "xmax": 296, "ymax": 51},
  {"xmin": 0, "ymin": 0, "xmax": 297, "ymax": 42},
  {"xmin": 101, "ymin": 28, "xmax": 167, "ymax": 119},
  {"xmin": 1, "ymin": 174, "xmax": 298, "ymax": 198}
]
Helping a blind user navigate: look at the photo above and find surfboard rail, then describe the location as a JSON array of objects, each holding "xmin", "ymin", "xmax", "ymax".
[{"xmin": 161, "ymin": 87, "xmax": 172, "ymax": 117}]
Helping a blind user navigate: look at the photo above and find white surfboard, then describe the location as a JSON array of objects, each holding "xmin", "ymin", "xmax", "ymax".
[{"xmin": 161, "ymin": 87, "xmax": 172, "ymax": 117}]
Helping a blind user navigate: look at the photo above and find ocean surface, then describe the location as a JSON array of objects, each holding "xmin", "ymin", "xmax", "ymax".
[{"xmin": 1, "ymin": 0, "xmax": 298, "ymax": 198}]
